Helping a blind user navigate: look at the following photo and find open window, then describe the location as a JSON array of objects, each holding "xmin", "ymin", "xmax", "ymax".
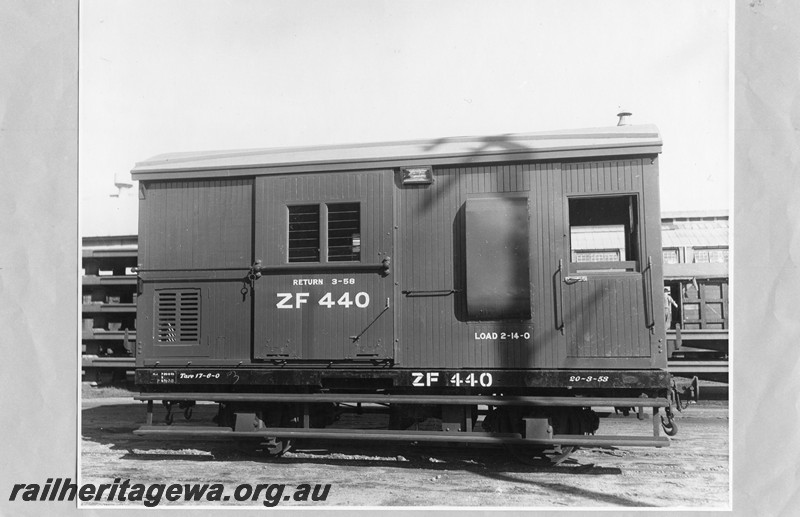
[
  {"xmin": 568, "ymin": 195, "xmax": 639, "ymax": 273},
  {"xmin": 287, "ymin": 202, "xmax": 362, "ymax": 263}
]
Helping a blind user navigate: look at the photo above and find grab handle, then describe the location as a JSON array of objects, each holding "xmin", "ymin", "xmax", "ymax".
[
  {"xmin": 554, "ymin": 259, "xmax": 565, "ymax": 334},
  {"xmin": 643, "ymin": 256, "xmax": 655, "ymax": 330}
]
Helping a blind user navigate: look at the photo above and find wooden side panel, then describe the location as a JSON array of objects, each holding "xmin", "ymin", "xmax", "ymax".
[
  {"xmin": 563, "ymin": 159, "xmax": 641, "ymax": 193},
  {"xmin": 560, "ymin": 158, "xmax": 656, "ymax": 367},
  {"xmin": 396, "ymin": 167, "xmax": 466, "ymax": 368},
  {"xmin": 137, "ymin": 279, "xmax": 251, "ymax": 365},
  {"xmin": 253, "ymin": 170, "xmax": 394, "ymax": 360},
  {"xmin": 137, "ymin": 178, "xmax": 254, "ymax": 365},
  {"xmin": 531, "ymin": 164, "xmax": 568, "ymax": 368},
  {"xmin": 397, "ymin": 163, "xmax": 566, "ymax": 368},
  {"xmin": 641, "ymin": 156, "xmax": 667, "ymax": 366},
  {"xmin": 562, "ymin": 277, "xmax": 647, "ymax": 358},
  {"xmin": 138, "ymin": 179, "xmax": 252, "ymax": 270},
  {"xmin": 681, "ymin": 279, "xmax": 729, "ymax": 330}
]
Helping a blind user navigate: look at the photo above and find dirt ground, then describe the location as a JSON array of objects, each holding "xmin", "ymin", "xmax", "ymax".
[{"xmin": 80, "ymin": 390, "xmax": 729, "ymax": 509}]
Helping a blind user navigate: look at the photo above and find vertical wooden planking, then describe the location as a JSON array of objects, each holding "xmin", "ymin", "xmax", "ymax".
[
  {"xmin": 254, "ymin": 170, "xmax": 394, "ymax": 361},
  {"xmin": 535, "ymin": 165, "xmax": 544, "ymax": 365},
  {"xmin": 398, "ymin": 161, "xmax": 535, "ymax": 368},
  {"xmin": 560, "ymin": 158, "xmax": 653, "ymax": 364},
  {"xmin": 139, "ymin": 179, "xmax": 252, "ymax": 270}
]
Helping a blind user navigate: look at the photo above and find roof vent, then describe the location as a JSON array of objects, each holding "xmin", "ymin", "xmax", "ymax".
[
  {"xmin": 617, "ymin": 110, "xmax": 632, "ymax": 126},
  {"xmin": 111, "ymin": 171, "xmax": 135, "ymax": 198}
]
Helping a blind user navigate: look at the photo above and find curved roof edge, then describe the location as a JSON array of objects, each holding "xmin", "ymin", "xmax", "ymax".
[{"xmin": 131, "ymin": 124, "xmax": 662, "ymax": 179}]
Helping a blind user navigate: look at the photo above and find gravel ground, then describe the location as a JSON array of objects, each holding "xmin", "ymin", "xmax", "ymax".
[{"xmin": 80, "ymin": 392, "xmax": 729, "ymax": 509}]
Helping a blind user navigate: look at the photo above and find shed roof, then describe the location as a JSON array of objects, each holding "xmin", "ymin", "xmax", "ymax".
[
  {"xmin": 571, "ymin": 218, "xmax": 728, "ymax": 252},
  {"xmin": 663, "ymin": 262, "xmax": 728, "ymax": 279},
  {"xmin": 661, "ymin": 219, "xmax": 728, "ymax": 248},
  {"xmin": 661, "ymin": 209, "xmax": 729, "ymax": 220},
  {"xmin": 131, "ymin": 124, "xmax": 662, "ymax": 180}
]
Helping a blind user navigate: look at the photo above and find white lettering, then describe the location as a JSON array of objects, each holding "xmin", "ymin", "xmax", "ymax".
[
  {"xmin": 355, "ymin": 292, "xmax": 370, "ymax": 308},
  {"xmin": 276, "ymin": 293, "xmax": 293, "ymax": 309},
  {"xmin": 296, "ymin": 292, "xmax": 309, "ymax": 308},
  {"xmin": 292, "ymin": 279, "xmax": 323, "ymax": 286}
]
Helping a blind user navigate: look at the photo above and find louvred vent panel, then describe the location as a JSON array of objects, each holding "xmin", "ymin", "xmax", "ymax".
[{"xmin": 156, "ymin": 289, "xmax": 200, "ymax": 343}]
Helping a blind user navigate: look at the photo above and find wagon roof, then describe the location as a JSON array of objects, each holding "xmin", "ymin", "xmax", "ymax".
[{"xmin": 131, "ymin": 124, "xmax": 661, "ymax": 180}]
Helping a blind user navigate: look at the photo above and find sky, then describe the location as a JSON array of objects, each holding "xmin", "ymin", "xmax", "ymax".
[{"xmin": 79, "ymin": 0, "xmax": 731, "ymax": 237}]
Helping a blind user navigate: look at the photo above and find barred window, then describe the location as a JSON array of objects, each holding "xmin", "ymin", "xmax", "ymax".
[
  {"xmin": 288, "ymin": 205, "xmax": 321, "ymax": 262},
  {"xmin": 287, "ymin": 203, "xmax": 361, "ymax": 263},
  {"xmin": 327, "ymin": 203, "xmax": 361, "ymax": 262}
]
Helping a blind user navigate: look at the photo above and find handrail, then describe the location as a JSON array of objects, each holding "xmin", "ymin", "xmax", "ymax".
[
  {"xmin": 401, "ymin": 289, "xmax": 460, "ymax": 297},
  {"xmin": 643, "ymin": 256, "xmax": 655, "ymax": 330},
  {"xmin": 554, "ymin": 259, "xmax": 564, "ymax": 333}
]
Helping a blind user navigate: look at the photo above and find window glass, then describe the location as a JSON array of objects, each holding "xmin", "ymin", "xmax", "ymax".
[
  {"xmin": 573, "ymin": 249, "xmax": 621, "ymax": 262},
  {"xmin": 694, "ymin": 247, "xmax": 728, "ymax": 263},
  {"xmin": 662, "ymin": 248, "xmax": 679, "ymax": 264},
  {"xmin": 288, "ymin": 205, "xmax": 320, "ymax": 262},
  {"xmin": 327, "ymin": 203, "xmax": 361, "ymax": 262}
]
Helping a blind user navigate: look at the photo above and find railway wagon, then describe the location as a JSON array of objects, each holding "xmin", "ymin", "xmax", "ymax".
[{"xmin": 131, "ymin": 124, "xmax": 678, "ymax": 459}]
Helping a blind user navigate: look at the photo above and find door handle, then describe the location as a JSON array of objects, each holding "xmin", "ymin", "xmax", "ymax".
[{"xmin": 564, "ymin": 275, "xmax": 588, "ymax": 284}]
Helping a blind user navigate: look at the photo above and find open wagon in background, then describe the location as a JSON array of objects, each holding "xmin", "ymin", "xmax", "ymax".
[
  {"xmin": 129, "ymin": 122, "xmax": 691, "ymax": 461},
  {"xmin": 660, "ymin": 212, "xmax": 729, "ymax": 385}
]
